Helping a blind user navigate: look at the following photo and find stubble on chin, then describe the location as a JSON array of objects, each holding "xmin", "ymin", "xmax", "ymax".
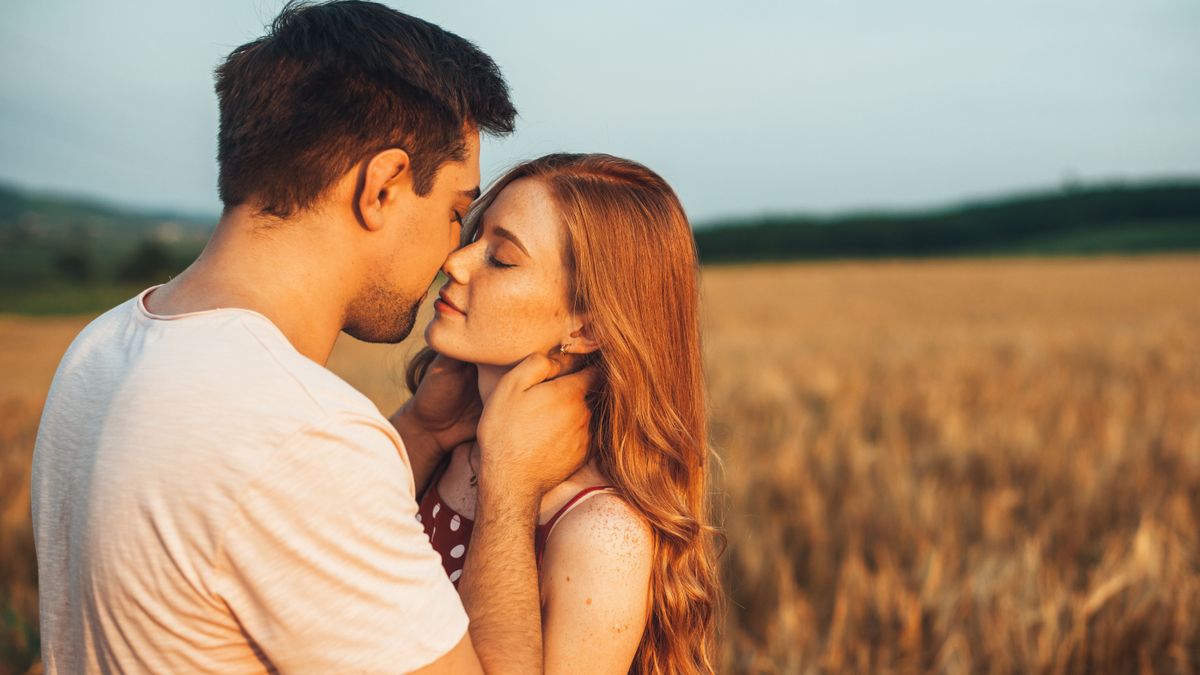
[{"xmin": 343, "ymin": 283, "xmax": 423, "ymax": 344}]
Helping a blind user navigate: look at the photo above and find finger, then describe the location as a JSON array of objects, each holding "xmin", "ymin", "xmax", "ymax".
[
  {"xmin": 574, "ymin": 364, "xmax": 600, "ymax": 392},
  {"xmin": 501, "ymin": 352, "xmax": 560, "ymax": 392},
  {"xmin": 545, "ymin": 349, "xmax": 574, "ymax": 377},
  {"xmin": 542, "ymin": 363, "xmax": 599, "ymax": 396}
]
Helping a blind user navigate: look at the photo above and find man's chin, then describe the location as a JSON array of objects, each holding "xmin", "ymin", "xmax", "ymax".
[
  {"xmin": 344, "ymin": 301, "xmax": 421, "ymax": 344},
  {"xmin": 344, "ymin": 325, "xmax": 412, "ymax": 345}
]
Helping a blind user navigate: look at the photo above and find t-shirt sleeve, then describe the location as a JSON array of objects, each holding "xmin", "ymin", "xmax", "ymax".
[{"xmin": 213, "ymin": 412, "xmax": 468, "ymax": 673}]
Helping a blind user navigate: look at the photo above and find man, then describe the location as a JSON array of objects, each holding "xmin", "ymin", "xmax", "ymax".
[{"xmin": 31, "ymin": 2, "xmax": 588, "ymax": 672}]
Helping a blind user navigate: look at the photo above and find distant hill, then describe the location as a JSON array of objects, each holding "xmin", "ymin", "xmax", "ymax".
[
  {"xmin": 0, "ymin": 182, "xmax": 215, "ymax": 240},
  {"xmin": 2, "ymin": 178, "xmax": 1199, "ymax": 295},
  {"xmin": 693, "ymin": 181, "xmax": 1200, "ymax": 263},
  {"xmin": 0, "ymin": 183, "xmax": 214, "ymax": 288}
]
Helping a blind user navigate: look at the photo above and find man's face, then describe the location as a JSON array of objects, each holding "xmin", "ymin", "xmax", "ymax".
[{"xmin": 344, "ymin": 132, "xmax": 481, "ymax": 344}]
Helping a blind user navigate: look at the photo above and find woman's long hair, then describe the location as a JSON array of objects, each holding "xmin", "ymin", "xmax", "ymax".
[{"xmin": 407, "ymin": 153, "xmax": 722, "ymax": 673}]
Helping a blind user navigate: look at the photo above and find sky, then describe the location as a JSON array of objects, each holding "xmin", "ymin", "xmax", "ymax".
[{"xmin": 1, "ymin": 0, "xmax": 1198, "ymax": 224}]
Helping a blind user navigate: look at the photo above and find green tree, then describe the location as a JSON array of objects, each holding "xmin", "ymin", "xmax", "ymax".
[
  {"xmin": 55, "ymin": 241, "xmax": 94, "ymax": 282},
  {"xmin": 117, "ymin": 237, "xmax": 177, "ymax": 283}
]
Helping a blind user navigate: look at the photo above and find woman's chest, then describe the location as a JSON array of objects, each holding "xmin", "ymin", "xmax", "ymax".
[{"xmin": 435, "ymin": 444, "xmax": 479, "ymax": 518}]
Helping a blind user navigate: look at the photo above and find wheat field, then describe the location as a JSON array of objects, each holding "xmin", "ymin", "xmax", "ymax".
[{"xmin": 2, "ymin": 254, "xmax": 1199, "ymax": 674}]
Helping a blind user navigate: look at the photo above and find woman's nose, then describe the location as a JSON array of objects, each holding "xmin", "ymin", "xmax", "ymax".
[{"xmin": 442, "ymin": 245, "xmax": 471, "ymax": 284}]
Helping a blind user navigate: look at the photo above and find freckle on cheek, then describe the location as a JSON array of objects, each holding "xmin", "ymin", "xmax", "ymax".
[{"xmin": 585, "ymin": 597, "xmax": 592, "ymax": 605}]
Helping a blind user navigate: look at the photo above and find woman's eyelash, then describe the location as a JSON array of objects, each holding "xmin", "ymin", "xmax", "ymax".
[
  {"xmin": 485, "ymin": 250, "xmax": 516, "ymax": 269},
  {"xmin": 452, "ymin": 210, "xmax": 464, "ymax": 225}
]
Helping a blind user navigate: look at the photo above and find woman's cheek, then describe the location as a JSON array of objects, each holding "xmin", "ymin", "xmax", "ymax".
[{"xmin": 481, "ymin": 294, "xmax": 562, "ymax": 358}]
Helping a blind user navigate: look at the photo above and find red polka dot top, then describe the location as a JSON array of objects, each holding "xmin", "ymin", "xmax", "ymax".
[{"xmin": 416, "ymin": 469, "xmax": 617, "ymax": 587}]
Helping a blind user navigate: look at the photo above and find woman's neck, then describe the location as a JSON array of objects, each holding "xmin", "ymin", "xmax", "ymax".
[{"xmin": 474, "ymin": 363, "xmax": 510, "ymax": 406}]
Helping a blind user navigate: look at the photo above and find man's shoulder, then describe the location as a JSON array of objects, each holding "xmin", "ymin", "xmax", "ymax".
[
  {"xmin": 229, "ymin": 317, "xmax": 382, "ymax": 421},
  {"xmin": 43, "ymin": 296, "xmax": 404, "ymax": 482},
  {"xmin": 170, "ymin": 312, "xmax": 407, "ymax": 475},
  {"xmin": 196, "ymin": 314, "xmax": 411, "ymax": 482},
  {"xmin": 130, "ymin": 299, "xmax": 385, "ymax": 424}
]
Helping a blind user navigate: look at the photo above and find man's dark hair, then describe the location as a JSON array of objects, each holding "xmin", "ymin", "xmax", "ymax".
[{"xmin": 215, "ymin": 0, "xmax": 516, "ymax": 218}]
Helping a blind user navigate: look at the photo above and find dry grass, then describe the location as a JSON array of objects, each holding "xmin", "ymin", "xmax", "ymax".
[
  {"xmin": 705, "ymin": 255, "xmax": 1200, "ymax": 673},
  {"xmin": 0, "ymin": 316, "xmax": 92, "ymax": 673},
  {"xmin": 1, "ymin": 254, "xmax": 1198, "ymax": 674}
]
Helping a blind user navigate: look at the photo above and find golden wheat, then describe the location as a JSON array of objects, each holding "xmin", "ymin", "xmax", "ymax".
[
  {"xmin": 1, "ymin": 255, "xmax": 1198, "ymax": 674},
  {"xmin": 704, "ymin": 255, "xmax": 1200, "ymax": 674}
]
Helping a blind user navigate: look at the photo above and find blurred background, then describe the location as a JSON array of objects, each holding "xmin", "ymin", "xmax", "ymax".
[{"xmin": 2, "ymin": 1, "xmax": 1198, "ymax": 673}]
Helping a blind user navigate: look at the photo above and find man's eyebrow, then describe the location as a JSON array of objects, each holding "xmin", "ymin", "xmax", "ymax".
[
  {"xmin": 460, "ymin": 187, "xmax": 481, "ymax": 201},
  {"xmin": 492, "ymin": 225, "xmax": 529, "ymax": 256}
]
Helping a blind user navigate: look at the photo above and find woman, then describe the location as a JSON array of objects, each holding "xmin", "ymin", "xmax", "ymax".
[{"xmin": 408, "ymin": 153, "xmax": 721, "ymax": 674}]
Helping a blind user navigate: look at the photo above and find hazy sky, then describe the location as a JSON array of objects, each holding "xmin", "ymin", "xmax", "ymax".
[{"xmin": 2, "ymin": 0, "xmax": 1198, "ymax": 223}]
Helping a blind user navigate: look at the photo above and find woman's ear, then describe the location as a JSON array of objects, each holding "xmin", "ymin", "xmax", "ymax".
[
  {"xmin": 357, "ymin": 148, "xmax": 412, "ymax": 232},
  {"xmin": 563, "ymin": 317, "xmax": 601, "ymax": 355}
]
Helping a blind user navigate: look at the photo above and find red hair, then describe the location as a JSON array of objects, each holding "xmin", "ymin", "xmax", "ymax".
[{"xmin": 409, "ymin": 153, "xmax": 722, "ymax": 673}]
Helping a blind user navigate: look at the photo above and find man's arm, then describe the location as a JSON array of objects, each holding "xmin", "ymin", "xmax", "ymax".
[
  {"xmin": 391, "ymin": 351, "xmax": 593, "ymax": 673},
  {"xmin": 458, "ymin": 481, "xmax": 544, "ymax": 672},
  {"xmin": 389, "ymin": 403, "xmax": 452, "ymax": 495},
  {"xmin": 389, "ymin": 354, "xmax": 481, "ymax": 494},
  {"xmin": 459, "ymin": 354, "xmax": 595, "ymax": 674}
]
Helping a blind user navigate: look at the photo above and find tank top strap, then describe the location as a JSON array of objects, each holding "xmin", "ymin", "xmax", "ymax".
[{"xmin": 539, "ymin": 485, "xmax": 620, "ymax": 543}]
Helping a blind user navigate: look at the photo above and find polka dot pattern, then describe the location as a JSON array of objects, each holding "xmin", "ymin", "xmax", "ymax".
[{"xmin": 416, "ymin": 474, "xmax": 617, "ymax": 587}]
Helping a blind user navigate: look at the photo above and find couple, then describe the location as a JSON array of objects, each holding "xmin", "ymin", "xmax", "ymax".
[{"xmin": 30, "ymin": 1, "xmax": 720, "ymax": 674}]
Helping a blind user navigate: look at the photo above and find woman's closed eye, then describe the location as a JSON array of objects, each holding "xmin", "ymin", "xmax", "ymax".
[{"xmin": 485, "ymin": 249, "xmax": 517, "ymax": 269}]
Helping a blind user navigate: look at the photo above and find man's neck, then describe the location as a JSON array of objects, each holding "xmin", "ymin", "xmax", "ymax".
[{"xmin": 143, "ymin": 205, "xmax": 353, "ymax": 365}]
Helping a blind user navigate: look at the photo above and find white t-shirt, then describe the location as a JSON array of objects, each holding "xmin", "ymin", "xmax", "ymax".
[{"xmin": 31, "ymin": 287, "xmax": 467, "ymax": 673}]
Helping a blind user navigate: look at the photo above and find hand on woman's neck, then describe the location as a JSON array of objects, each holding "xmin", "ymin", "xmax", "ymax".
[
  {"xmin": 475, "ymin": 353, "xmax": 587, "ymax": 406},
  {"xmin": 471, "ymin": 357, "xmax": 605, "ymax": 506}
]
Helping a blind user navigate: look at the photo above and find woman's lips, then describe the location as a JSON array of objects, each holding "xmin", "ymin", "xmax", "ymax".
[{"xmin": 435, "ymin": 290, "xmax": 465, "ymax": 315}]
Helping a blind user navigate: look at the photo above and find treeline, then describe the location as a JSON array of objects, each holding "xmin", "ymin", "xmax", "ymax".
[
  {"xmin": 3, "ymin": 180, "xmax": 1199, "ymax": 290},
  {"xmin": 0, "ymin": 183, "xmax": 212, "ymax": 289},
  {"xmin": 51, "ymin": 237, "xmax": 200, "ymax": 284},
  {"xmin": 693, "ymin": 182, "xmax": 1200, "ymax": 263}
]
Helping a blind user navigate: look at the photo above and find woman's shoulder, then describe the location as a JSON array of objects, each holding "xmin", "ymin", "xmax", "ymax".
[
  {"xmin": 537, "ymin": 487, "xmax": 655, "ymax": 670},
  {"xmin": 540, "ymin": 487, "xmax": 654, "ymax": 581},
  {"xmin": 541, "ymin": 461, "xmax": 649, "ymax": 542}
]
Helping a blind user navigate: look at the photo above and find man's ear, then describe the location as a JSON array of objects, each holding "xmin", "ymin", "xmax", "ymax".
[
  {"xmin": 357, "ymin": 148, "xmax": 412, "ymax": 232},
  {"xmin": 563, "ymin": 317, "xmax": 601, "ymax": 355}
]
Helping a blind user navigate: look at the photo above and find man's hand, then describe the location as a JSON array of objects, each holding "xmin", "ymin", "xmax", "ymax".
[
  {"xmin": 458, "ymin": 353, "xmax": 596, "ymax": 673},
  {"xmin": 476, "ymin": 353, "xmax": 596, "ymax": 498},
  {"xmin": 389, "ymin": 353, "xmax": 482, "ymax": 493}
]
